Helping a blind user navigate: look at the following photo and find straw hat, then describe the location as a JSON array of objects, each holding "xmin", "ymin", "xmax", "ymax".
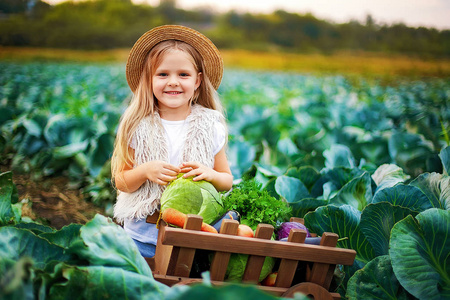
[{"xmin": 126, "ymin": 25, "xmax": 223, "ymax": 92}]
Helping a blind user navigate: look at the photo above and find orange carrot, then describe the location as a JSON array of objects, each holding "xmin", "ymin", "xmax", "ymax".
[
  {"xmin": 201, "ymin": 222, "xmax": 218, "ymax": 234},
  {"xmin": 162, "ymin": 208, "xmax": 186, "ymax": 228},
  {"xmin": 162, "ymin": 208, "xmax": 218, "ymax": 234}
]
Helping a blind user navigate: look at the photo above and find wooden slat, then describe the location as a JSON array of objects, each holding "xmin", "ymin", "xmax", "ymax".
[
  {"xmin": 275, "ymin": 229, "xmax": 307, "ymax": 288},
  {"xmin": 209, "ymin": 219, "xmax": 239, "ymax": 281},
  {"xmin": 161, "ymin": 227, "xmax": 356, "ymax": 265},
  {"xmin": 290, "ymin": 217, "xmax": 304, "ymax": 224},
  {"xmin": 242, "ymin": 224, "xmax": 274, "ymax": 283},
  {"xmin": 307, "ymin": 232, "xmax": 338, "ymax": 289},
  {"xmin": 167, "ymin": 215, "xmax": 203, "ymax": 277},
  {"xmin": 153, "ymin": 220, "xmax": 172, "ymax": 275}
]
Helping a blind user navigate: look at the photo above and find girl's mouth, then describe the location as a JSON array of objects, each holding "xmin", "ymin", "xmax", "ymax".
[{"xmin": 165, "ymin": 91, "xmax": 182, "ymax": 95}]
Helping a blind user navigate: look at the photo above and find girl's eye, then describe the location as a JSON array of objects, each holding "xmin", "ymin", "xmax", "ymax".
[
  {"xmin": 180, "ymin": 73, "xmax": 190, "ymax": 77},
  {"xmin": 157, "ymin": 73, "xmax": 168, "ymax": 77}
]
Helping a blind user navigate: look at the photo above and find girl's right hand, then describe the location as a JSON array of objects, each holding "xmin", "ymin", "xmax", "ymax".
[{"xmin": 143, "ymin": 160, "xmax": 180, "ymax": 185}]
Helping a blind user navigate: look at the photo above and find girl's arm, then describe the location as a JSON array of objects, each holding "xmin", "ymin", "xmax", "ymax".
[
  {"xmin": 115, "ymin": 148, "xmax": 180, "ymax": 193},
  {"xmin": 180, "ymin": 147, "xmax": 233, "ymax": 192}
]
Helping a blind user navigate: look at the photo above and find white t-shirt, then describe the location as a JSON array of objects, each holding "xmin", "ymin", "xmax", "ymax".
[{"xmin": 123, "ymin": 117, "xmax": 226, "ymax": 244}]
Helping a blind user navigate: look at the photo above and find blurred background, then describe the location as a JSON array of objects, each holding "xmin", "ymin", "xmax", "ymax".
[
  {"xmin": 0, "ymin": 0, "xmax": 449, "ymax": 227},
  {"xmin": 0, "ymin": 0, "xmax": 449, "ymax": 67}
]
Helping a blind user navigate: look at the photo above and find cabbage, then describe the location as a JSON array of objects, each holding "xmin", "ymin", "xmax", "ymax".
[
  {"xmin": 225, "ymin": 254, "xmax": 275, "ymax": 282},
  {"xmin": 277, "ymin": 222, "xmax": 311, "ymax": 240},
  {"xmin": 160, "ymin": 176, "xmax": 224, "ymax": 224}
]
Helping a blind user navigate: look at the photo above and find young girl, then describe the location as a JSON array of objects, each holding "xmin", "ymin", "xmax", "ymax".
[{"xmin": 111, "ymin": 25, "xmax": 233, "ymax": 258}]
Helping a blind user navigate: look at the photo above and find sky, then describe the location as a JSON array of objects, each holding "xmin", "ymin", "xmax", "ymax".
[{"xmin": 44, "ymin": 0, "xmax": 450, "ymax": 30}]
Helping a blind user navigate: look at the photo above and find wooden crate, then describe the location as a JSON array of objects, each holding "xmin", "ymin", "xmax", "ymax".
[{"xmin": 146, "ymin": 215, "xmax": 356, "ymax": 299}]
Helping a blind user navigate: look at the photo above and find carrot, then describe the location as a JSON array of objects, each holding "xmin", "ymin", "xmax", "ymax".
[
  {"xmin": 162, "ymin": 208, "xmax": 186, "ymax": 228},
  {"xmin": 201, "ymin": 222, "xmax": 218, "ymax": 234},
  {"xmin": 162, "ymin": 208, "xmax": 218, "ymax": 234}
]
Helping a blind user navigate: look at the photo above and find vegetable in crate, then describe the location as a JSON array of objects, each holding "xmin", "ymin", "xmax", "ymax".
[
  {"xmin": 226, "ymin": 253, "xmax": 276, "ymax": 282},
  {"xmin": 221, "ymin": 179, "xmax": 290, "ymax": 282},
  {"xmin": 211, "ymin": 210, "xmax": 240, "ymax": 232},
  {"xmin": 161, "ymin": 208, "xmax": 218, "ymax": 233},
  {"xmin": 277, "ymin": 222, "xmax": 311, "ymax": 240},
  {"xmin": 222, "ymin": 179, "xmax": 292, "ymax": 229},
  {"xmin": 160, "ymin": 175, "xmax": 224, "ymax": 224}
]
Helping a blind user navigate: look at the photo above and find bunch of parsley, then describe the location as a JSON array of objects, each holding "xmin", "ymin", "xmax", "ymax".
[{"xmin": 222, "ymin": 179, "xmax": 292, "ymax": 230}]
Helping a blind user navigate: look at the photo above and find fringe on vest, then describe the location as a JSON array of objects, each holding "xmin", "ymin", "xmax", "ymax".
[{"xmin": 113, "ymin": 104, "xmax": 222, "ymax": 223}]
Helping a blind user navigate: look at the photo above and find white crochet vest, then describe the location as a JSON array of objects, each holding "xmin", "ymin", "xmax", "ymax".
[{"xmin": 113, "ymin": 104, "xmax": 222, "ymax": 223}]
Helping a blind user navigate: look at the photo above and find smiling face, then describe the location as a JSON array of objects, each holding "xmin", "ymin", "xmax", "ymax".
[{"xmin": 152, "ymin": 50, "xmax": 202, "ymax": 120}]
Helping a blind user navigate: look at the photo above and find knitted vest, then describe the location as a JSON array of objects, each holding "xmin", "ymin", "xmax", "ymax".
[{"xmin": 113, "ymin": 104, "xmax": 222, "ymax": 223}]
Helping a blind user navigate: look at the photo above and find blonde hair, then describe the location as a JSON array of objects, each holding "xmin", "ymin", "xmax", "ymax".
[{"xmin": 111, "ymin": 40, "xmax": 225, "ymax": 182}]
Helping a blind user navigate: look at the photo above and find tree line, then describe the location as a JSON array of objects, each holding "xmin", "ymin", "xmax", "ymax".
[{"xmin": 0, "ymin": 0, "xmax": 449, "ymax": 58}]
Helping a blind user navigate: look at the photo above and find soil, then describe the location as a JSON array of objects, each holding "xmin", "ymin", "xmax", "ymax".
[{"xmin": 2, "ymin": 164, "xmax": 105, "ymax": 229}]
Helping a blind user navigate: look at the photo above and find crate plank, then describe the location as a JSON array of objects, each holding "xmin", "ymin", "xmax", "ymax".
[
  {"xmin": 210, "ymin": 219, "xmax": 239, "ymax": 281},
  {"xmin": 242, "ymin": 224, "xmax": 274, "ymax": 283},
  {"xmin": 275, "ymin": 229, "xmax": 307, "ymax": 288},
  {"xmin": 167, "ymin": 215, "xmax": 202, "ymax": 277},
  {"xmin": 307, "ymin": 232, "xmax": 338, "ymax": 289}
]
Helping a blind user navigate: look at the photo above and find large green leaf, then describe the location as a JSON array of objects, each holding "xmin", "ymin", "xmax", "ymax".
[
  {"xmin": 47, "ymin": 264, "xmax": 167, "ymax": 300},
  {"xmin": 87, "ymin": 133, "xmax": 115, "ymax": 177},
  {"xmin": 304, "ymin": 205, "xmax": 375, "ymax": 280},
  {"xmin": 14, "ymin": 222, "xmax": 55, "ymax": 235},
  {"xmin": 52, "ymin": 141, "xmax": 88, "ymax": 159},
  {"xmin": 440, "ymin": 146, "xmax": 450, "ymax": 175},
  {"xmin": 0, "ymin": 227, "xmax": 71, "ymax": 269},
  {"xmin": 289, "ymin": 198, "xmax": 328, "ymax": 218},
  {"xmin": 388, "ymin": 131, "xmax": 433, "ymax": 175},
  {"xmin": 372, "ymin": 184, "xmax": 433, "ymax": 212},
  {"xmin": 285, "ymin": 166, "xmax": 321, "ymax": 193},
  {"xmin": 371, "ymin": 164, "xmax": 411, "ymax": 193},
  {"xmin": 319, "ymin": 166, "xmax": 367, "ymax": 192},
  {"xmin": 0, "ymin": 171, "xmax": 19, "ymax": 225},
  {"xmin": 40, "ymin": 223, "xmax": 82, "ymax": 249},
  {"xmin": 360, "ymin": 202, "xmax": 416, "ymax": 256},
  {"xmin": 346, "ymin": 255, "xmax": 412, "ymax": 300},
  {"xmin": 67, "ymin": 214, "xmax": 152, "ymax": 276},
  {"xmin": 323, "ymin": 144, "xmax": 356, "ymax": 169},
  {"xmin": 329, "ymin": 172, "xmax": 373, "ymax": 211},
  {"xmin": 390, "ymin": 209, "xmax": 450, "ymax": 300},
  {"xmin": 275, "ymin": 175, "xmax": 310, "ymax": 203},
  {"xmin": 410, "ymin": 172, "xmax": 450, "ymax": 210},
  {"xmin": 228, "ymin": 139, "xmax": 256, "ymax": 179}
]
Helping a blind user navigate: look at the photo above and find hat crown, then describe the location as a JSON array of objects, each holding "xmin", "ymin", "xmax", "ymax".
[{"xmin": 126, "ymin": 25, "xmax": 223, "ymax": 92}]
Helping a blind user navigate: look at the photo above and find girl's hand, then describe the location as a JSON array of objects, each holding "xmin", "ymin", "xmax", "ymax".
[
  {"xmin": 180, "ymin": 161, "xmax": 215, "ymax": 182},
  {"xmin": 144, "ymin": 160, "xmax": 180, "ymax": 185}
]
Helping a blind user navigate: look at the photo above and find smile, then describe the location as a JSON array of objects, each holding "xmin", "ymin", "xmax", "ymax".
[{"xmin": 165, "ymin": 91, "xmax": 182, "ymax": 95}]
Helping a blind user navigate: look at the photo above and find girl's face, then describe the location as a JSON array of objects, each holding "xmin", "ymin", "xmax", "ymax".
[{"xmin": 152, "ymin": 50, "xmax": 201, "ymax": 120}]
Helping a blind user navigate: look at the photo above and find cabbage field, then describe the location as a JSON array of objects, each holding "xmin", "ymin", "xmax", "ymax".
[{"xmin": 1, "ymin": 61, "xmax": 449, "ymax": 299}]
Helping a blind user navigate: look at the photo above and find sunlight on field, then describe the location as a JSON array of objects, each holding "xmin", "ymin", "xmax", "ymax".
[
  {"xmin": 0, "ymin": 47, "xmax": 129, "ymax": 63},
  {"xmin": 1, "ymin": 46, "xmax": 449, "ymax": 78},
  {"xmin": 221, "ymin": 50, "xmax": 450, "ymax": 78}
]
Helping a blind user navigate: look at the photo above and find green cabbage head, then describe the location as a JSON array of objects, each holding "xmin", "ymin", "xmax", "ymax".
[
  {"xmin": 226, "ymin": 254, "xmax": 275, "ymax": 282},
  {"xmin": 160, "ymin": 176, "xmax": 224, "ymax": 224}
]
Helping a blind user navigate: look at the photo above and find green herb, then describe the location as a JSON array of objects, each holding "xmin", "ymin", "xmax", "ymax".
[{"xmin": 222, "ymin": 179, "xmax": 292, "ymax": 230}]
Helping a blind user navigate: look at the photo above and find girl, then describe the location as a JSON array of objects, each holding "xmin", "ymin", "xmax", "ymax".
[{"xmin": 111, "ymin": 25, "xmax": 233, "ymax": 258}]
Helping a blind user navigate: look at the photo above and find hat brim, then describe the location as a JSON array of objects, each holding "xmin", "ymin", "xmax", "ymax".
[{"xmin": 126, "ymin": 25, "xmax": 223, "ymax": 92}]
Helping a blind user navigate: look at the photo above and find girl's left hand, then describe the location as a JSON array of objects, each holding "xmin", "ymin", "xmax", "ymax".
[{"xmin": 179, "ymin": 161, "xmax": 215, "ymax": 182}]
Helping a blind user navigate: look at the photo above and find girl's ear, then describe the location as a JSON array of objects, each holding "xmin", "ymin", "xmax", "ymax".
[{"xmin": 195, "ymin": 72, "xmax": 202, "ymax": 90}]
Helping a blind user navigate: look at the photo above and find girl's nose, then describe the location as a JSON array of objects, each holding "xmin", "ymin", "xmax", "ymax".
[{"xmin": 168, "ymin": 76, "xmax": 179, "ymax": 87}]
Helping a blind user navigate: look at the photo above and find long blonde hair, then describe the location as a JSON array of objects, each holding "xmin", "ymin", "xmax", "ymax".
[{"xmin": 111, "ymin": 40, "xmax": 224, "ymax": 182}]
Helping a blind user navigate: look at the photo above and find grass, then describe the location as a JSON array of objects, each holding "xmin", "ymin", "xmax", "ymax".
[{"xmin": 1, "ymin": 46, "xmax": 449, "ymax": 78}]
